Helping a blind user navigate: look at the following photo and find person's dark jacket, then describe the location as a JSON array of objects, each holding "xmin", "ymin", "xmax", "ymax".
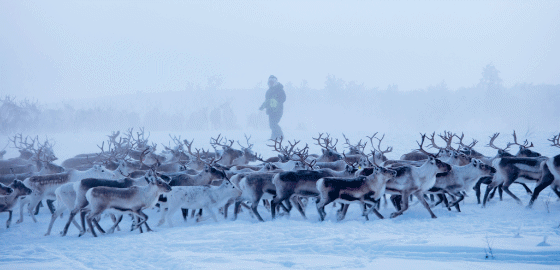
[{"xmin": 260, "ymin": 83, "xmax": 286, "ymax": 115}]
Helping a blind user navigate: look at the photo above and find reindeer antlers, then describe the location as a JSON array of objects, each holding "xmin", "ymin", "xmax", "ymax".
[
  {"xmin": 454, "ymin": 132, "xmax": 478, "ymax": 149},
  {"xmin": 486, "ymin": 133, "xmax": 509, "ymax": 152},
  {"xmin": 367, "ymin": 133, "xmax": 393, "ymax": 155},
  {"xmin": 548, "ymin": 133, "xmax": 560, "ymax": 148},
  {"xmin": 313, "ymin": 133, "xmax": 338, "ymax": 150},
  {"xmin": 237, "ymin": 134, "xmax": 254, "ymax": 150},
  {"xmin": 293, "ymin": 143, "xmax": 316, "ymax": 170},
  {"xmin": 416, "ymin": 133, "xmax": 436, "ymax": 157},
  {"xmin": 506, "ymin": 130, "xmax": 534, "ymax": 149},
  {"xmin": 267, "ymin": 136, "xmax": 300, "ymax": 159},
  {"xmin": 342, "ymin": 133, "xmax": 367, "ymax": 154},
  {"xmin": 210, "ymin": 134, "xmax": 234, "ymax": 149}
]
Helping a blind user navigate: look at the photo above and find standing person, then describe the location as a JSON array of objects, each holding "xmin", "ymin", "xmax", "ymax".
[{"xmin": 259, "ymin": 75, "xmax": 286, "ymax": 139}]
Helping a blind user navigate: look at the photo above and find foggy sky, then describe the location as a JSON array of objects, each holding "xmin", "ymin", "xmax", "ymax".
[{"xmin": 1, "ymin": 1, "xmax": 559, "ymax": 104}]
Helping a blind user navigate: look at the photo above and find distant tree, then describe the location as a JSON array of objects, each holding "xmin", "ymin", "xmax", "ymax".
[
  {"xmin": 324, "ymin": 74, "xmax": 345, "ymax": 95},
  {"xmin": 478, "ymin": 63, "xmax": 503, "ymax": 92}
]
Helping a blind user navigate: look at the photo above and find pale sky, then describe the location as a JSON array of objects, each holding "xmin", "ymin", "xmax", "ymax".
[{"xmin": 1, "ymin": 1, "xmax": 559, "ymax": 103}]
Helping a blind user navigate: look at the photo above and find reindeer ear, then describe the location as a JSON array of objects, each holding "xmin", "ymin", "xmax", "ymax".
[{"xmin": 322, "ymin": 149, "xmax": 326, "ymax": 154}]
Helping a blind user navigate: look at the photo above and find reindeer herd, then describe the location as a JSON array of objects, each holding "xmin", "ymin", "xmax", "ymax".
[{"xmin": 1, "ymin": 128, "xmax": 560, "ymax": 238}]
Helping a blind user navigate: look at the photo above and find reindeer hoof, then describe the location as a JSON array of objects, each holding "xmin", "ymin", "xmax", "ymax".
[
  {"xmin": 390, "ymin": 213, "xmax": 400, "ymax": 219},
  {"xmin": 431, "ymin": 215, "xmax": 437, "ymax": 219},
  {"xmin": 16, "ymin": 219, "xmax": 22, "ymax": 224}
]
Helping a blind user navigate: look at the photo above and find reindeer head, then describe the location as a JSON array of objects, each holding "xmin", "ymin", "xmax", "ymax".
[
  {"xmin": 145, "ymin": 169, "xmax": 172, "ymax": 193},
  {"xmin": 90, "ymin": 164, "xmax": 118, "ymax": 179},
  {"xmin": 472, "ymin": 159, "xmax": 496, "ymax": 175},
  {"xmin": 427, "ymin": 156, "xmax": 451, "ymax": 173},
  {"xmin": 237, "ymin": 134, "xmax": 258, "ymax": 163},
  {"xmin": 314, "ymin": 133, "xmax": 343, "ymax": 162},
  {"xmin": 11, "ymin": 179, "xmax": 32, "ymax": 196}
]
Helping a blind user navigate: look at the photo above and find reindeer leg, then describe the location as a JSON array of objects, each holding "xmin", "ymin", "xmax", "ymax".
[
  {"xmin": 315, "ymin": 197, "xmax": 331, "ymax": 221},
  {"xmin": 551, "ymin": 185, "xmax": 560, "ymax": 199},
  {"xmin": 107, "ymin": 215, "xmax": 123, "ymax": 234},
  {"xmin": 390, "ymin": 195, "xmax": 401, "ymax": 211},
  {"xmin": 195, "ymin": 209, "xmax": 203, "ymax": 222},
  {"xmin": 475, "ymin": 176, "xmax": 492, "ymax": 204},
  {"xmin": 270, "ymin": 195, "xmax": 288, "ymax": 219},
  {"xmin": 262, "ymin": 199, "xmax": 271, "ymax": 212},
  {"xmin": 498, "ymin": 184, "xmax": 504, "ymax": 201},
  {"xmin": 362, "ymin": 203, "xmax": 370, "ymax": 221},
  {"xmin": 6, "ymin": 210, "xmax": 12, "ymax": 228},
  {"xmin": 85, "ymin": 214, "xmax": 97, "ymax": 237},
  {"xmin": 363, "ymin": 200, "xmax": 384, "ymax": 220},
  {"xmin": 34, "ymin": 200, "xmax": 43, "ymax": 215},
  {"xmin": 61, "ymin": 208, "xmax": 79, "ymax": 236},
  {"xmin": 414, "ymin": 191, "xmax": 437, "ymax": 219},
  {"xmin": 26, "ymin": 196, "xmax": 41, "ymax": 223},
  {"xmin": 528, "ymin": 169, "xmax": 554, "ymax": 208},
  {"xmin": 390, "ymin": 192, "xmax": 409, "ymax": 218},
  {"xmin": 482, "ymin": 182, "xmax": 496, "ymax": 208},
  {"xmin": 441, "ymin": 194, "xmax": 451, "ymax": 211},
  {"xmin": 518, "ymin": 182, "xmax": 533, "ymax": 195},
  {"xmin": 488, "ymin": 186, "xmax": 497, "ymax": 201},
  {"xmin": 181, "ymin": 209, "xmax": 188, "ymax": 221},
  {"xmin": 17, "ymin": 197, "xmax": 28, "ymax": 224},
  {"xmin": 430, "ymin": 194, "xmax": 444, "ymax": 208},
  {"xmin": 223, "ymin": 199, "xmax": 232, "ymax": 219},
  {"xmin": 93, "ymin": 218, "xmax": 106, "ymax": 234},
  {"xmin": 502, "ymin": 181, "xmax": 522, "ymax": 204},
  {"xmin": 46, "ymin": 206, "xmax": 65, "ymax": 236},
  {"xmin": 46, "ymin": 199, "xmax": 56, "ymax": 215},
  {"xmin": 233, "ymin": 200, "xmax": 242, "ymax": 221},
  {"xmin": 290, "ymin": 196, "xmax": 306, "ymax": 219},
  {"xmin": 383, "ymin": 194, "xmax": 388, "ymax": 207},
  {"xmin": 138, "ymin": 210, "xmax": 152, "ymax": 232},
  {"xmin": 337, "ymin": 204, "xmax": 350, "ymax": 221}
]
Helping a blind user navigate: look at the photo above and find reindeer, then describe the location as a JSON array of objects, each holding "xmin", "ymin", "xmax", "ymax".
[
  {"xmin": 316, "ymin": 166, "xmax": 397, "ymax": 221},
  {"xmin": 159, "ymin": 179, "xmax": 240, "ymax": 227},
  {"xmin": 544, "ymin": 133, "xmax": 560, "ymax": 200},
  {"xmin": 83, "ymin": 169, "xmax": 171, "ymax": 237},
  {"xmin": 384, "ymin": 134, "xmax": 452, "ymax": 219},
  {"xmin": 230, "ymin": 134, "xmax": 259, "ymax": 166},
  {"xmin": 480, "ymin": 131, "xmax": 547, "ymax": 207},
  {"xmin": 54, "ymin": 160, "xmax": 140, "ymax": 237},
  {"xmin": 266, "ymin": 137, "xmax": 308, "ymax": 171},
  {"xmin": 427, "ymin": 158, "xmax": 496, "ymax": 211},
  {"xmin": 163, "ymin": 155, "xmax": 226, "ymax": 221},
  {"xmin": 229, "ymin": 169, "xmax": 283, "ymax": 222},
  {"xmin": 270, "ymin": 146, "xmax": 357, "ymax": 219},
  {"xmin": 476, "ymin": 132, "xmax": 541, "ymax": 204},
  {"xmin": 312, "ymin": 133, "xmax": 343, "ymax": 162},
  {"xmin": 0, "ymin": 180, "xmax": 33, "ymax": 228},
  {"xmin": 482, "ymin": 155, "xmax": 548, "ymax": 208},
  {"xmin": 17, "ymin": 165, "xmax": 117, "ymax": 224},
  {"xmin": 0, "ymin": 134, "xmax": 36, "ymax": 168},
  {"xmin": 210, "ymin": 134, "xmax": 243, "ymax": 166}
]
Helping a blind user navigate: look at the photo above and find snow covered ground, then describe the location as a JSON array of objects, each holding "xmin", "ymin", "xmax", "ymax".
[{"xmin": 1, "ymin": 129, "xmax": 559, "ymax": 269}]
